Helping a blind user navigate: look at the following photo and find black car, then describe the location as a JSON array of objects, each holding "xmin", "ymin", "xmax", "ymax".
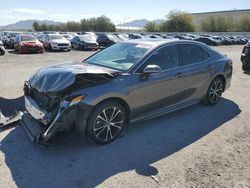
[
  {"xmin": 5, "ymin": 32, "xmax": 21, "ymax": 48},
  {"xmin": 71, "ymin": 35, "xmax": 98, "ymax": 50},
  {"xmin": 195, "ymin": 37, "xmax": 221, "ymax": 46},
  {"xmin": 96, "ymin": 34, "xmax": 121, "ymax": 47},
  {"xmin": 241, "ymin": 42, "xmax": 250, "ymax": 71},
  {"xmin": 0, "ymin": 41, "xmax": 6, "ymax": 55}
]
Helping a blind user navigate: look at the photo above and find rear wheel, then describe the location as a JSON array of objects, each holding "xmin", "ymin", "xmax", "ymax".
[
  {"xmin": 203, "ymin": 77, "xmax": 224, "ymax": 105},
  {"xmin": 86, "ymin": 101, "xmax": 126, "ymax": 144}
]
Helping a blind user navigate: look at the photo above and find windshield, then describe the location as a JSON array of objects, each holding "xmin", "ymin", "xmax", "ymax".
[
  {"xmin": 107, "ymin": 34, "xmax": 120, "ymax": 42},
  {"xmin": 85, "ymin": 43, "xmax": 152, "ymax": 71},
  {"xmin": 79, "ymin": 35, "xmax": 96, "ymax": 41},
  {"xmin": 63, "ymin": 35, "xmax": 72, "ymax": 38},
  {"xmin": 21, "ymin": 35, "xmax": 37, "ymax": 41},
  {"xmin": 10, "ymin": 33, "xmax": 20, "ymax": 37},
  {"xmin": 117, "ymin": 34, "xmax": 129, "ymax": 41},
  {"xmin": 49, "ymin": 35, "xmax": 64, "ymax": 40}
]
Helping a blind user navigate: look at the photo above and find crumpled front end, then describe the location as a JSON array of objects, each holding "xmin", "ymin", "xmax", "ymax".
[{"xmin": 21, "ymin": 82, "xmax": 92, "ymax": 144}]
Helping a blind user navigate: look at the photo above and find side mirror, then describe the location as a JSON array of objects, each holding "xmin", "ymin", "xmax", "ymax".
[{"xmin": 142, "ymin": 64, "xmax": 162, "ymax": 75}]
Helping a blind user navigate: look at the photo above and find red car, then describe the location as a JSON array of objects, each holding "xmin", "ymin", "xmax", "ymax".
[{"xmin": 14, "ymin": 34, "xmax": 45, "ymax": 54}]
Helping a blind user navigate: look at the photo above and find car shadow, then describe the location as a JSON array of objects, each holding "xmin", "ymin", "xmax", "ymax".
[
  {"xmin": 0, "ymin": 98, "xmax": 241, "ymax": 188},
  {"xmin": 0, "ymin": 96, "xmax": 24, "ymax": 116},
  {"xmin": 243, "ymin": 70, "xmax": 250, "ymax": 75},
  {"xmin": 0, "ymin": 96, "xmax": 24, "ymax": 131}
]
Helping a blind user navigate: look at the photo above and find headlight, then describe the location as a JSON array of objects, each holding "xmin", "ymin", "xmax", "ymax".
[
  {"xmin": 69, "ymin": 95, "xmax": 85, "ymax": 106},
  {"xmin": 61, "ymin": 95, "xmax": 86, "ymax": 108}
]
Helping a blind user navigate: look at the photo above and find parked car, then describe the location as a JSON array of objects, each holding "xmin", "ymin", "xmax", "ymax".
[
  {"xmin": 21, "ymin": 39, "xmax": 232, "ymax": 145},
  {"xmin": 14, "ymin": 34, "xmax": 45, "ymax": 54},
  {"xmin": 241, "ymin": 42, "xmax": 250, "ymax": 71},
  {"xmin": 62, "ymin": 34, "xmax": 74, "ymax": 41},
  {"xmin": 128, "ymin": 33, "xmax": 145, "ymax": 39},
  {"xmin": 115, "ymin": 33, "xmax": 129, "ymax": 41},
  {"xmin": 0, "ymin": 41, "xmax": 6, "ymax": 56},
  {"xmin": 96, "ymin": 33, "xmax": 121, "ymax": 47},
  {"xmin": 41, "ymin": 34, "xmax": 71, "ymax": 51},
  {"xmin": 5, "ymin": 32, "xmax": 21, "ymax": 48},
  {"xmin": 174, "ymin": 34, "xmax": 193, "ymax": 40},
  {"xmin": 71, "ymin": 35, "xmax": 98, "ymax": 50},
  {"xmin": 229, "ymin": 36, "xmax": 248, "ymax": 45},
  {"xmin": 195, "ymin": 37, "xmax": 221, "ymax": 46}
]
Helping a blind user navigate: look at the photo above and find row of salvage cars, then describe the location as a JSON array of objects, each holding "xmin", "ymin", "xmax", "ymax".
[
  {"xmin": 0, "ymin": 32, "xmax": 99, "ymax": 54},
  {"xmin": 1, "ymin": 31, "xmax": 249, "ymax": 53}
]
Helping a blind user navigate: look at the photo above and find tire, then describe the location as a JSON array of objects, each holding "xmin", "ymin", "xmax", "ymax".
[
  {"xmin": 0, "ymin": 48, "xmax": 6, "ymax": 56},
  {"xmin": 202, "ymin": 77, "xmax": 224, "ymax": 105},
  {"xmin": 49, "ymin": 44, "xmax": 52, "ymax": 51},
  {"xmin": 86, "ymin": 101, "xmax": 126, "ymax": 144}
]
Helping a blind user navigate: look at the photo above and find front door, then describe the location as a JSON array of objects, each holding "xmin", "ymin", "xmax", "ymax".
[{"xmin": 128, "ymin": 44, "xmax": 189, "ymax": 118}]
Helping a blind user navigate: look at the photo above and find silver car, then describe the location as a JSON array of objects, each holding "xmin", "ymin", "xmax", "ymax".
[{"xmin": 22, "ymin": 39, "xmax": 233, "ymax": 145}]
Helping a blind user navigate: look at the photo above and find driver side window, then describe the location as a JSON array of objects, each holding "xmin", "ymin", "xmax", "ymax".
[{"xmin": 140, "ymin": 45, "xmax": 179, "ymax": 72}]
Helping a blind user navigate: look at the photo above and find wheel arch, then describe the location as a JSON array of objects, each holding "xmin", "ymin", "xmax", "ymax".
[{"xmin": 213, "ymin": 74, "xmax": 226, "ymax": 91}]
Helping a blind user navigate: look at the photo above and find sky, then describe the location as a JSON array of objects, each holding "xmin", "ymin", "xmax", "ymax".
[{"xmin": 0, "ymin": 0, "xmax": 250, "ymax": 26}]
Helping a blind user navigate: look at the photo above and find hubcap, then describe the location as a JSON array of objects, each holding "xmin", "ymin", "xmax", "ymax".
[
  {"xmin": 94, "ymin": 107, "xmax": 123, "ymax": 142},
  {"xmin": 209, "ymin": 80, "xmax": 223, "ymax": 104}
]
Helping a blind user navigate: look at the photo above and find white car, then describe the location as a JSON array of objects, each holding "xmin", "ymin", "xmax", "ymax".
[{"xmin": 41, "ymin": 34, "xmax": 71, "ymax": 51}]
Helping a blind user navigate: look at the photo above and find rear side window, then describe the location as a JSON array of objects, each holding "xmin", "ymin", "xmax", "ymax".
[
  {"xmin": 201, "ymin": 48, "xmax": 210, "ymax": 60},
  {"xmin": 181, "ymin": 44, "xmax": 208, "ymax": 66}
]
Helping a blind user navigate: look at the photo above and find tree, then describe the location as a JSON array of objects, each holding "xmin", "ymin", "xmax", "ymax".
[
  {"xmin": 201, "ymin": 15, "xmax": 232, "ymax": 32},
  {"xmin": 32, "ymin": 15, "xmax": 116, "ymax": 32},
  {"xmin": 32, "ymin": 22, "xmax": 40, "ymax": 31},
  {"xmin": 160, "ymin": 10, "xmax": 195, "ymax": 32},
  {"xmin": 237, "ymin": 16, "xmax": 250, "ymax": 32},
  {"xmin": 144, "ymin": 21, "xmax": 159, "ymax": 32}
]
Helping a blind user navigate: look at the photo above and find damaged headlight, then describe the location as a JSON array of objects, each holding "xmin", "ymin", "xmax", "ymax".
[{"xmin": 60, "ymin": 95, "xmax": 86, "ymax": 108}]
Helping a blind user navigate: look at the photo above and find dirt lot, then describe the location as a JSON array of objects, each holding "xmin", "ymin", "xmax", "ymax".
[{"xmin": 0, "ymin": 46, "xmax": 249, "ymax": 188}]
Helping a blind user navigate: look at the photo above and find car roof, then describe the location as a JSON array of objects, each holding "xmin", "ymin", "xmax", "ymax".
[
  {"xmin": 122, "ymin": 39, "xmax": 206, "ymax": 48},
  {"xmin": 123, "ymin": 39, "xmax": 179, "ymax": 46}
]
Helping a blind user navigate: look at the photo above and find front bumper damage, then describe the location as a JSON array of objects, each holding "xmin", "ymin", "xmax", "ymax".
[
  {"xmin": 1, "ymin": 95, "xmax": 92, "ymax": 144},
  {"xmin": 0, "ymin": 110, "xmax": 23, "ymax": 127}
]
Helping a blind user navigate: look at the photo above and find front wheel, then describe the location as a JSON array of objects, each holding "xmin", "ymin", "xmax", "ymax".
[
  {"xmin": 203, "ymin": 77, "xmax": 224, "ymax": 105},
  {"xmin": 86, "ymin": 101, "xmax": 126, "ymax": 144}
]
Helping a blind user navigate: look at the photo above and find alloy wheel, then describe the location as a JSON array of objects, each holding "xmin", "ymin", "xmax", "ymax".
[
  {"xmin": 208, "ymin": 80, "xmax": 223, "ymax": 104},
  {"xmin": 93, "ymin": 107, "xmax": 123, "ymax": 142}
]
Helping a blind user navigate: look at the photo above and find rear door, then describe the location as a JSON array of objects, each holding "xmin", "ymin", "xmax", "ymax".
[{"xmin": 178, "ymin": 43, "xmax": 211, "ymax": 101}]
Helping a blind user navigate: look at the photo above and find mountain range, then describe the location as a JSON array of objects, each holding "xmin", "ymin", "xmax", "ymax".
[
  {"xmin": 0, "ymin": 19, "xmax": 61, "ymax": 30},
  {"xmin": 117, "ymin": 19, "xmax": 165, "ymax": 28}
]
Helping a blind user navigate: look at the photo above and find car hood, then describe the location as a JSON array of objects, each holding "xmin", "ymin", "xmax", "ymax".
[
  {"xmin": 51, "ymin": 39, "xmax": 69, "ymax": 44},
  {"xmin": 82, "ymin": 40, "xmax": 97, "ymax": 44},
  {"xmin": 22, "ymin": 41, "xmax": 42, "ymax": 46},
  {"xmin": 29, "ymin": 61, "xmax": 120, "ymax": 93}
]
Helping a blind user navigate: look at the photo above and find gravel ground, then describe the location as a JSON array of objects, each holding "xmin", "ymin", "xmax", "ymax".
[{"xmin": 0, "ymin": 46, "xmax": 249, "ymax": 188}]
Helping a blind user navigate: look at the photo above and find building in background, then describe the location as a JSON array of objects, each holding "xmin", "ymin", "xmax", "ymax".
[{"xmin": 192, "ymin": 9, "xmax": 250, "ymax": 31}]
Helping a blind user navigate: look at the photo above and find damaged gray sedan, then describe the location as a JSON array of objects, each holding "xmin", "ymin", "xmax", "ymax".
[{"xmin": 21, "ymin": 39, "xmax": 232, "ymax": 144}]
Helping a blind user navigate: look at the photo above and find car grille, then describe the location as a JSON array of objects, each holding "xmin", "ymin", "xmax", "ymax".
[
  {"xmin": 29, "ymin": 89, "xmax": 59, "ymax": 111},
  {"xmin": 58, "ymin": 43, "xmax": 69, "ymax": 46}
]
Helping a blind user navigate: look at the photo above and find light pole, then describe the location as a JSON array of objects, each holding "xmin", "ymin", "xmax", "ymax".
[{"xmin": 123, "ymin": 17, "xmax": 131, "ymax": 31}]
